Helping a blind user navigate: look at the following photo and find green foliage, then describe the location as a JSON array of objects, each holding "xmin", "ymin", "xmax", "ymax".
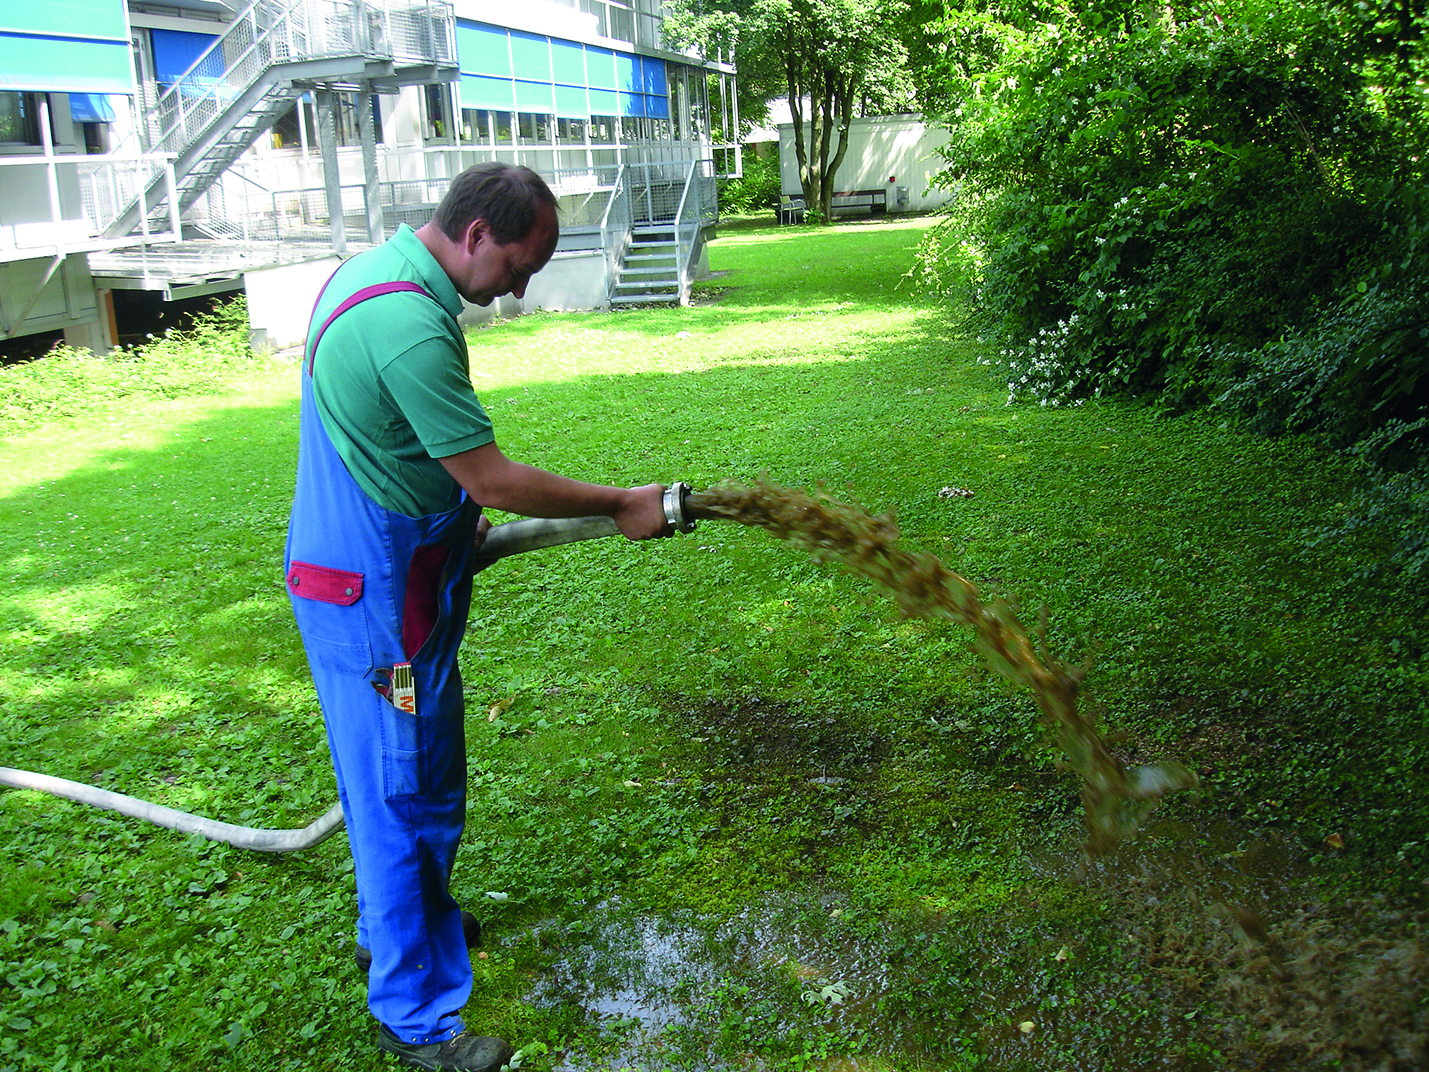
[
  {"xmin": 718, "ymin": 150, "xmax": 782, "ymax": 215},
  {"xmin": 0, "ymin": 298, "xmax": 262, "ymax": 441},
  {"xmin": 915, "ymin": 0, "xmax": 1428, "ymax": 588}
]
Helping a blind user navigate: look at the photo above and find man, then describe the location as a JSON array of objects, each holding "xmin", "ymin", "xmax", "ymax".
[{"xmin": 284, "ymin": 163, "xmax": 667, "ymax": 1071}]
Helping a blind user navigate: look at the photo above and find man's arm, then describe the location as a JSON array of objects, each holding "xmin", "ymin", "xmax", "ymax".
[{"xmin": 438, "ymin": 442, "xmax": 667, "ymax": 541}]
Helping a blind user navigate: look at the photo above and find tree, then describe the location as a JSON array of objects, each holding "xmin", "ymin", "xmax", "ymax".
[{"xmin": 668, "ymin": 0, "xmax": 912, "ymax": 221}]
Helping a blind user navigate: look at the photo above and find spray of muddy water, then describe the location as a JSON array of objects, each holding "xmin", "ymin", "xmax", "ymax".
[{"xmin": 686, "ymin": 476, "xmax": 1198, "ymax": 862}]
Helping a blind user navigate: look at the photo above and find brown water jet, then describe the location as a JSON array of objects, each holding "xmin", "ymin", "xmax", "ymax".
[{"xmin": 687, "ymin": 476, "xmax": 1198, "ymax": 862}]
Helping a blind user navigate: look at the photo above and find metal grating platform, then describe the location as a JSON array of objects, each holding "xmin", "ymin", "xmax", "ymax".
[{"xmin": 88, "ymin": 239, "xmax": 368, "ymax": 300}]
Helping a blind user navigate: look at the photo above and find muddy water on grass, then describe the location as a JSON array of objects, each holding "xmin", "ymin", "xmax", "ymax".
[
  {"xmin": 523, "ymin": 827, "xmax": 1426, "ymax": 1071},
  {"xmin": 519, "ymin": 479, "xmax": 1423, "ymax": 1069}
]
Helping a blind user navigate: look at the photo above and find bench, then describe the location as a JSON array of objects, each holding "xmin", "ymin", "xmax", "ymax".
[{"xmin": 831, "ymin": 188, "xmax": 888, "ymax": 215}]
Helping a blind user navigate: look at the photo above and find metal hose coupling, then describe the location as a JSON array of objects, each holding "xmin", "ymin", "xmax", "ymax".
[{"xmin": 664, "ymin": 480, "xmax": 698, "ymax": 534}]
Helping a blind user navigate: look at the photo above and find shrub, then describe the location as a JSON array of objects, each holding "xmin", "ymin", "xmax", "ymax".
[
  {"xmin": 719, "ymin": 151, "xmax": 782, "ymax": 215},
  {"xmin": 0, "ymin": 297, "xmax": 259, "ymax": 439}
]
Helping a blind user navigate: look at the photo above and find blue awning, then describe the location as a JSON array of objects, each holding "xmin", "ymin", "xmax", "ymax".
[{"xmin": 69, "ymin": 93, "xmax": 116, "ymax": 123}]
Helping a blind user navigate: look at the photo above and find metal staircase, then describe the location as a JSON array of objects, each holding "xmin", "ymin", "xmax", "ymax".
[
  {"xmin": 605, "ymin": 158, "xmax": 717, "ymax": 307},
  {"xmin": 104, "ymin": 0, "xmax": 456, "ymax": 239},
  {"xmin": 610, "ymin": 224, "xmax": 680, "ymax": 305}
]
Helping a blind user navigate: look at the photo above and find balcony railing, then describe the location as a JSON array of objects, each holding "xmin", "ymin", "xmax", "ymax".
[{"xmin": 0, "ymin": 153, "xmax": 181, "ymax": 264}]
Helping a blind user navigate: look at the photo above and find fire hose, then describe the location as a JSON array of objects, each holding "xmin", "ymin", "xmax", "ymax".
[{"xmin": 0, "ymin": 483, "xmax": 714, "ymax": 853}]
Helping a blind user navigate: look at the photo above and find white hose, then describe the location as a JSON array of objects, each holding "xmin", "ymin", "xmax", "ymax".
[
  {"xmin": 2, "ymin": 495, "xmax": 703, "ymax": 853},
  {"xmin": 0, "ymin": 766, "xmax": 345, "ymax": 852}
]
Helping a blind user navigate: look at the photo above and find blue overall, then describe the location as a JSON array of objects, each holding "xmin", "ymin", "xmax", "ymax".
[{"xmin": 285, "ymin": 282, "xmax": 481, "ymax": 1044}]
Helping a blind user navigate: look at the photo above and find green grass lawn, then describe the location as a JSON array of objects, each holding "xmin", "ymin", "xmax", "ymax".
[{"xmin": 1, "ymin": 215, "xmax": 1424, "ymax": 1071}]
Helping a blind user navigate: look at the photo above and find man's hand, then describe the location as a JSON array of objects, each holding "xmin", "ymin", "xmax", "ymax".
[{"xmin": 614, "ymin": 484, "xmax": 668, "ymax": 541}]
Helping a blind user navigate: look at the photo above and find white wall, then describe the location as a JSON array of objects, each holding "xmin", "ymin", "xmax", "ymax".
[
  {"xmin": 778, "ymin": 114, "xmax": 951, "ymax": 213},
  {"xmin": 243, "ymin": 254, "xmax": 342, "ymax": 351}
]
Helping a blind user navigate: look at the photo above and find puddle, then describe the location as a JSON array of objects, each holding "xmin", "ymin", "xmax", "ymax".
[{"xmin": 514, "ymin": 821, "xmax": 1427, "ymax": 1071}]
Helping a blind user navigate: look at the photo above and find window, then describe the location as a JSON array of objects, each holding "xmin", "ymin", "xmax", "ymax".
[
  {"xmin": 0, "ymin": 91, "xmax": 41, "ymax": 145},
  {"xmin": 425, "ymin": 84, "xmax": 453, "ymax": 140},
  {"xmin": 557, "ymin": 116, "xmax": 586, "ymax": 145},
  {"xmin": 517, "ymin": 111, "xmax": 552, "ymax": 146},
  {"xmin": 454, "ymin": 24, "xmax": 670, "ymax": 135},
  {"xmin": 269, "ymin": 93, "xmax": 381, "ymax": 151},
  {"xmin": 492, "ymin": 111, "xmax": 514, "ymax": 144},
  {"xmin": 588, "ymin": 114, "xmax": 616, "ymax": 145},
  {"xmin": 270, "ymin": 97, "xmax": 314, "ymax": 150},
  {"xmin": 461, "ymin": 108, "xmax": 490, "ymax": 144}
]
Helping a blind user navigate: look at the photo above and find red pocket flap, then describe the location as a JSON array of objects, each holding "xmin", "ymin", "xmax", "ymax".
[{"xmin": 287, "ymin": 561, "xmax": 364, "ymax": 605}]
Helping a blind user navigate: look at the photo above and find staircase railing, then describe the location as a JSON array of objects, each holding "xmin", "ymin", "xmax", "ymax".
[
  {"xmin": 672, "ymin": 158, "xmax": 716, "ymax": 303},
  {"xmin": 104, "ymin": 0, "xmax": 455, "ymax": 237},
  {"xmin": 599, "ymin": 164, "xmax": 631, "ymax": 304}
]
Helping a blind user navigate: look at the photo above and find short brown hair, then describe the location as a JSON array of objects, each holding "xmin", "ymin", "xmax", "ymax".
[{"xmin": 431, "ymin": 163, "xmax": 558, "ymax": 244}]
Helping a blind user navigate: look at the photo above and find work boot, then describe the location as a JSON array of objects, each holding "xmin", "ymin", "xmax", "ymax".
[
  {"xmin": 378, "ymin": 1026, "xmax": 513, "ymax": 1072},
  {"xmin": 356, "ymin": 911, "xmax": 482, "ymax": 973}
]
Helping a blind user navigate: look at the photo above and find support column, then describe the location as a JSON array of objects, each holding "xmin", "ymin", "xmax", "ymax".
[
  {"xmin": 316, "ymin": 88, "xmax": 346, "ymax": 255},
  {"xmin": 357, "ymin": 85, "xmax": 384, "ymax": 244}
]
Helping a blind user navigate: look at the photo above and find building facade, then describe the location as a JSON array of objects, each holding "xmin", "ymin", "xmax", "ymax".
[{"xmin": 0, "ymin": 0, "xmax": 738, "ymax": 352}]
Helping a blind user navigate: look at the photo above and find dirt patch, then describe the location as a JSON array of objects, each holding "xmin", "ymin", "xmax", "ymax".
[{"xmin": 682, "ymin": 694, "xmax": 892, "ymax": 774}]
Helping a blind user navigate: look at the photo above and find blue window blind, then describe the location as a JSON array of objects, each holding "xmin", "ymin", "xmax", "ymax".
[
  {"xmin": 69, "ymin": 92, "xmax": 116, "ymax": 122},
  {"xmin": 551, "ymin": 39, "xmax": 585, "ymax": 86},
  {"xmin": 585, "ymin": 47, "xmax": 617, "ymax": 91},
  {"xmin": 553, "ymin": 84, "xmax": 587, "ymax": 120},
  {"xmin": 642, "ymin": 56, "xmax": 666, "ymax": 96},
  {"xmin": 456, "ymin": 23, "xmax": 510, "ymax": 77},
  {"xmin": 615, "ymin": 53, "xmax": 639, "ymax": 94},
  {"xmin": 513, "ymin": 80, "xmax": 554, "ymax": 113},
  {"xmin": 151, "ymin": 29, "xmax": 223, "ymax": 85},
  {"xmin": 0, "ymin": 0, "xmax": 128, "ymax": 42},
  {"xmin": 0, "ymin": 0, "xmax": 132, "ymax": 94},
  {"xmin": 587, "ymin": 88, "xmax": 618, "ymax": 115},
  {"xmin": 459, "ymin": 74, "xmax": 515, "ymax": 112}
]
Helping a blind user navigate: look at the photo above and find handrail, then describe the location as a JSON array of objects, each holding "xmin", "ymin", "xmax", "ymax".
[
  {"xmin": 672, "ymin": 158, "xmax": 697, "ymax": 300},
  {"xmin": 599, "ymin": 164, "xmax": 630, "ymax": 304}
]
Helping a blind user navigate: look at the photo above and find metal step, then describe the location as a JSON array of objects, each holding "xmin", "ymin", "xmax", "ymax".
[{"xmin": 610, "ymin": 294, "xmax": 680, "ymax": 306}]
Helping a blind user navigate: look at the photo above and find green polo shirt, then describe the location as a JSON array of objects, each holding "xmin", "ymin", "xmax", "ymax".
[{"xmin": 308, "ymin": 225, "xmax": 495, "ymax": 517}]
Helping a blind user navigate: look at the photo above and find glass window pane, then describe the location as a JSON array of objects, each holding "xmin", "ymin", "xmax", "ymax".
[
  {"xmin": 588, "ymin": 114, "xmax": 616, "ymax": 144},
  {"xmin": 491, "ymin": 110, "xmax": 514, "ymax": 144},
  {"xmin": 0, "ymin": 90, "xmax": 39, "ymax": 144}
]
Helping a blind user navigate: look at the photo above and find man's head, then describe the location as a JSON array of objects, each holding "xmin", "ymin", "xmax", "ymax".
[{"xmin": 422, "ymin": 163, "xmax": 560, "ymax": 306}]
